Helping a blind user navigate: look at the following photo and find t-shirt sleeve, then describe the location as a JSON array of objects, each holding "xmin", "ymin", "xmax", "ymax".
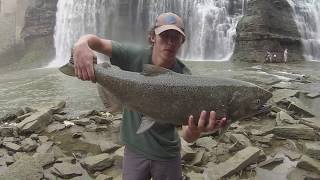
[{"xmin": 110, "ymin": 41, "xmax": 130, "ymax": 69}]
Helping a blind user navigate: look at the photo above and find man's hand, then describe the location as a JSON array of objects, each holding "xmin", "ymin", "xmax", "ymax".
[
  {"xmin": 182, "ymin": 110, "xmax": 227, "ymax": 143},
  {"xmin": 73, "ymin": 40, "xmax": 97, "ymax": 82}
]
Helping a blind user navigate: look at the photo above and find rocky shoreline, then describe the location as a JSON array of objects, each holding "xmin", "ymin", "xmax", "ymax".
[{"xmin": 0, "ymin": 63, "xmax": 320, "ymax": 180}]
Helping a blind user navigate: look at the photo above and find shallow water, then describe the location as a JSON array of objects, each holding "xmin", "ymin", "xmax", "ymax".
[{"xmin": 0, "ymin": 67, "xmax": 104, "ymax": 116}]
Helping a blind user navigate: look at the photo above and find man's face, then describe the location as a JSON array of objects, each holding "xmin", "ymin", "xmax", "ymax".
[{"xmin": 153, "ymin": 30, "xmax": 184, "ymax": 61}]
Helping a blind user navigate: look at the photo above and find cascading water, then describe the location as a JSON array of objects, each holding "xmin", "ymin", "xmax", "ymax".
[
  {"xmin": 288, "ymin": 0, "xmax": 320, "ymax": 61},
  {"xmin": 47, "ymin": 0, "xmax": 118, "ymax": 67},
  {"xmin": 49, "ymin": 0, "xmax": 246, "ymax": 67}
]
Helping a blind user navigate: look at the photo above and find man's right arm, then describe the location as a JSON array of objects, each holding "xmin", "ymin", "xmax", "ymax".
[{"xmin": 73, "ymin": 34, "xmax": 112, "ymax": 82}]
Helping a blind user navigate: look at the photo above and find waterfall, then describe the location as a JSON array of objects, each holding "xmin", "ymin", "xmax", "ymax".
[
  {"xmin": 49, "ymin": 0, "xmax": 245, "ymax": 66},
  {"xmin": 289, "ymin": 0, "xmax": 320, "ymax": 61},
  {"xmin": 48, "ymin": 0, "xmax": 118, "ymax": 67}
]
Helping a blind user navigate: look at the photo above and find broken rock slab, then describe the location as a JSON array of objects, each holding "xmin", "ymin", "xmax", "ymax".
[
  {"xmin": 272, "ymin": 124, "xmax": 319, "ymax": 140},
  {"xmin": 287, "ymin": 97, "xmax": 315, "ymax": 117},
  {"xmin": 203, "ymin": 146, "xmax": 261, "ymax": 180},
  {"xmin": 276, "ymin": 111, "xmax": 299, "ymax": 125},
  {"xmin": 50, "ymin": 162, "xmax": 82, "ymax": 179},
  {"xmin": 271, "ymin": 89, "xmax": 298, "ymax": 104},
  {"xmin": 304, "ymin": 142, "xmax": 320, "ymax": 160},
  {"xmin": 300, "ymin": 117, "xmax": 320, "ymax": 130},
  {"xmin": 80, "ymin": 153, "xmax": 114, "ymax": 172},
  {"xmin": 17, "ymin": 108, "xmax": 53, "ymax": 134},
  {"xmin": 296, "ymin": 155, "xmax": 320, "ymax": 174},
  {"xmin": 0, "ymin": 154, "xmax": 43, "ymax": 180}
]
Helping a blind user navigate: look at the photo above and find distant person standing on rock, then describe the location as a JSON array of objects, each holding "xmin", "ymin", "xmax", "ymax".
[{"xmin": 283, "ymin": 48, "xmax": 288, "ymax": 63}]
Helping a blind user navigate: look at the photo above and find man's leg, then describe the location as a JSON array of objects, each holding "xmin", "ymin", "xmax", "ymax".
[
  {"xmin": 150, "ymin": 155, "xmax": 182, "ymax": 180},
  {"xmin": 122, "ymin": 147, "xmax": 151, "ymax": 180}
]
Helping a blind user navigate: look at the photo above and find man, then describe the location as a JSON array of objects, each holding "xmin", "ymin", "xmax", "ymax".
[
  {"xmin": 73, "ymin": 12, "xmax": 227, "ymax": 180},
  {"xmin": 283, "ymin": 48, "xmax": 288, "ymax": 63}
]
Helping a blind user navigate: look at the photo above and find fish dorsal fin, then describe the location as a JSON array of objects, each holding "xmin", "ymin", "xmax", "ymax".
[{"xmin": 141, "ymin": 64, "xmax": 172, "ymax": 76}]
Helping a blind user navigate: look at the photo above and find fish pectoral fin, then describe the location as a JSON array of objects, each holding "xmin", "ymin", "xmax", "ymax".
[
  {"xmin": 136, "ymin": 117, "xmax": 156, "ymax": 134},
  {"xmin": 141, "ymin": 64, "xmax": 172, "ymax": 76}
]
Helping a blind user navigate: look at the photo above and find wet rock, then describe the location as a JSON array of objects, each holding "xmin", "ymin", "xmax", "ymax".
[
  {"xmin": 79, "ymin": 110, "xmax": 100, "ymax": 118},
  {"xmin": 0, "ymin": 154, "xmax": 43, "ymax": 180},
  {"xmin": 17, "ymin": 108, "xmax": 53, "ymax": 134},
  {"xmin": 306, "ymin": 92, "xmax": 320, "ymax": 99},
  {"xmin": 195, "ymin": 137, "xmax": 218, "ymax": 150},
  {"xmin": 0, "ymin": 155, "xmax": 15, "ymax": 165},
  {"xmin": 30, "ymin": 134, "xmax": 39, "ymax": 140},
  {"xmin": 51, "ymin": 162, "xmax": 82, "ymax": 178},
  {"xmin": 276, "ymin": 111, "xmax": 299, "ymax": 125},
  {"xmin": 190, "ymin": 149, "xmax": 205, "ymax": 166},
  {"xmin": 0, "ymin": 114, "xmax": 16, "ymax": 123},
  {"xmin": 258, "ymin": 156, "xmax": 284, "ymax": 167},
  {"xmin": 272, "ymin": 124, "xmax": 319, "ymax": 140},
  {"xmin": 52, "ymin": 114, "xmax": 67, "ymax": 122},
  {"xmin": 230, "ymin": 133, "xmax": 252, "ymax": 147},
  {"xmin": 33, "ymin": 152, "xmax": 55, "ymax": 167},
  {"xmin": 287, "ymin": 97, "xmax": 315, "ymax": 117},
  {"xmin": 72, "ymin": 132, "xmax": 82, "ymax": 138},
  {"xmin": 304, "ymin": 142, "xmax": 320, "ymax": 160},
  {"xmin": 90, "ymin": 116, "xmax": 112, "ymax": 124},
  {"xmin": 203, "ymin": 146, "xmax": 262, "ymax": 179},
  {"xmin": 38, "ymin": 135, "xmax": 49, "ymax": 143},
  {"xmin": 250, "ymin": 134, "xmax": 273, "ymax": 145},
  {"xmin": 3, "ymin": 137, "xmax": 19, "ymax": 143},
  {"xmin": 297, "ymin": 155, "xmax": 320, "ymax": 174},
  {"xmin": 256, "ymin": 167, "xmax": 288, "ymax": 180},
  {"xmin": 300, "ymin": 117, "xmax": 320, "ymax": 130},
  {"xmin": 181, "ymin": 143, "xmax": 197, "ymax": 162},
  {"xmin": 3, "ymin": 142, "xmax": 21, "ymax": 152},
  {"xmin": 15, "ymin": 113, "xmax": 32, "ymax": 123},
  {"xmin": 113, "ymin": 146, "xmax": 124, "ymax": 167},
  {"xmin": 0, "ymin": 126, "xmax": 18, "ymax": 137},
  {"xmin": 283, "ymin": 150, "xmax": 301, "ymax": 161},
  {"xmin": 271, "ymin": 89, "xmax": 298, "ymax": 103},
  {"xmin": 99, "ymin": 141, "xmax": 121, "ymax": 153},
  {"xmin": 186, "ymin": 171, "xmax": 204, "ymax": 180},
  {"xmin": 81, "ymin": 153, "xmax": 114, "ymax": 172},
  {"xmin": 96, "ymin": 174, "xmax": 113, "ymax": 180},
  {"xmin": 46, "ymin": 122, "xmax": 66, "ymax": 133},
  {"xmin": 21, "ymin": 138, "xmax": 38, "ymax": 152},
  {"xmin": 73, "ymin": 118, "xmax": 92, "ymax": 126},
  {"xmin": 36, "ymin": 141, "xmax": 54, "ymax": 153},
  {"xmin": 50, "ymin": 100, "xmax": 66, "ymax": 113}
]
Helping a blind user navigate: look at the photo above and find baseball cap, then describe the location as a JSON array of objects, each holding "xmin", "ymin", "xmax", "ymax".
[{"xmin": 155, "ymin": 12, "xmax": 185, "ymax": 37}]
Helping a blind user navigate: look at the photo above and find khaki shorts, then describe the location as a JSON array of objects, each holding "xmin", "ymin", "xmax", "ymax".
[{"xmin": 122, "ymin": 147, "xmax": 182, "ymax": 180}]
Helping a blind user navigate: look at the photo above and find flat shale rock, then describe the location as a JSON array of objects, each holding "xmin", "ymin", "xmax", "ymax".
[
  {"xmin": 0, "ymin": 155, "xmax": 43, "ymax": 180},
  {"xmin": 203, "ymin": 146, "xmax": 261, "ymax": 179},
  {"xmin": 272, "ymin": 124, "xmax": 319, "ymax": 140},
  {"xmin": 297, "ymin": 155, "xmax": 320, "ymax": 174}
]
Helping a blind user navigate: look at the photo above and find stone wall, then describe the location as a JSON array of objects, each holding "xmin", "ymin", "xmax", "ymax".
[
  {"xmin": 231, "ymin": 0, "xmax": 305, "ymax": 62},
  {"xmin": 0, "ymin": 0, "xmax": 58, "ymax": 68}
]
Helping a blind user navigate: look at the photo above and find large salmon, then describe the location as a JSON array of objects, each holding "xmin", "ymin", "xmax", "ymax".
[{"xmin": 60, "ymin": 59, "xmax": 272, "ymax": 133}]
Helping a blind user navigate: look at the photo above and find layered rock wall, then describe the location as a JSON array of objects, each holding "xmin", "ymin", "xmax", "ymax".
[{"xmin": 231, "ymin": 0, "xmax": 305, "ymax": 62}]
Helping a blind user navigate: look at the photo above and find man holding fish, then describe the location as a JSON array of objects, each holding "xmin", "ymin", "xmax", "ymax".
[{"xmin": 72, "ymin": 12, "xmax": 227, "ymax": 180}]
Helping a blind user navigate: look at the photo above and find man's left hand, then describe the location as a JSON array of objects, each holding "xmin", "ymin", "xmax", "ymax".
[{"xmin": 182, "ymin": 110, "xmax": 227, "ymax": 143}]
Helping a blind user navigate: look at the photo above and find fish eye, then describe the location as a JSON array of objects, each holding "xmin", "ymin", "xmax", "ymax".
[{"xmin": 256, "ymin": 99, "xmax": 261, "ymax": 104}]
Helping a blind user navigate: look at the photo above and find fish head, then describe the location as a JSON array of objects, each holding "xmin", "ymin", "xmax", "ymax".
[{"xmin": 228, "ymin": 86, "xmax": 272, "ymax": 121}]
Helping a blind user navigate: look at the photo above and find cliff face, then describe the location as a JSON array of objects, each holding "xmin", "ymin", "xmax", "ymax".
[
  {"xmin": 231, "ymin": 0, "xmax": 305, "ymax": 62},
  {"xmin": 0, "ymin": 0, "xmax": 58, "ymax": 68},
  {"xmin": 21, "ymin": 0, "xmax": 57, "ymax": 40}
]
